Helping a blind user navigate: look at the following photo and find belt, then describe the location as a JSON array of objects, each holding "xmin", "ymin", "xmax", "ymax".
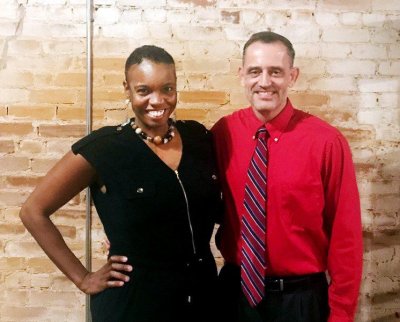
[{"xmin": 264, "ymin": 272, "xmax": 327, "ymax": 292}]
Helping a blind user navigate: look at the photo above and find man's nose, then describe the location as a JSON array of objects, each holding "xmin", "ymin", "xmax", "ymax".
[{"xmin": 258, "ymin": 72, "xmax": 271, "ymax": 86}]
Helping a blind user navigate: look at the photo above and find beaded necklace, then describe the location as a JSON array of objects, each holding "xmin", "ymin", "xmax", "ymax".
[{"xmin": 130, "ymin": 118, "xmax": 175, "ymax": 145}]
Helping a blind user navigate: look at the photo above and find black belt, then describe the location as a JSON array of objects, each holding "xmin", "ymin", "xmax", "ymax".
[{"xmin": 264, "ymin": 272, "xmax": 327, "ymax": 292}]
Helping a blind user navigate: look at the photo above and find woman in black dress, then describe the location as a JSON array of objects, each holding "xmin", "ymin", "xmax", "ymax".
[{"xmin": 20, "ymin": 45, "xmax": 222, "ymax": 322}]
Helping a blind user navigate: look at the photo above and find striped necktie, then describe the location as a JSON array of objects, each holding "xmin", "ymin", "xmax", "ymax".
[{"xmin": 241, "ymin": 127, "xmax": 268, "ymax": 307}]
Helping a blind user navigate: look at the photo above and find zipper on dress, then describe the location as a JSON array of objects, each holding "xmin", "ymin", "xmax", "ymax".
[{"xmin": 174, "ymin": 170, "xmax": 196, "ymax": 255}]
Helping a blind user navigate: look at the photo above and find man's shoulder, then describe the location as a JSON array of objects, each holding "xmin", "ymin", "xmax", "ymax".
[
  {"xmin": 212, "ymin": 107, "xmax": 251, "ymax": 131},
  {"xmin": 293, "ymin": 108, "xmax": 342, "ymax": 138}
]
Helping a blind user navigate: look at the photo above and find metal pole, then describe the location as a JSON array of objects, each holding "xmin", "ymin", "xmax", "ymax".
[{"xmin": 85, "ymin": 0, "xmax": 93, "ymax": 321}]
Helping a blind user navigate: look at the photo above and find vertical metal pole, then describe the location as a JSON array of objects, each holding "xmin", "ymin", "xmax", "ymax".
[{"xmin": 85, "ymin": 0, "xmax": 93, "ymax": 321}]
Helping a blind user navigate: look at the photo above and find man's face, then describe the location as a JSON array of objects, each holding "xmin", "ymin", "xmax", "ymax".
[{"xmin": 239, "ymin": 41, "xmax": 299, "ymax": 122}]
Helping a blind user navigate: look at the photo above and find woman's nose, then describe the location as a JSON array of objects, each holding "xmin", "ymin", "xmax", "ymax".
[{"xmin": 149, "ymin": 92, "xmax": 163, "ymax": 105}]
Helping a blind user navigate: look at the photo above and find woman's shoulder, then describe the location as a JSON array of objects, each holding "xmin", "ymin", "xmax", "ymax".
[{"xmin": 72, "ymin": 121, "xmax": 131, "ymax": 153}]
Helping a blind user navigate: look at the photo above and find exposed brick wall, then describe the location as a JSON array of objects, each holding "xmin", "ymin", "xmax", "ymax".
[{"xmin": 0, "ymin": 0, "xmax": 399, "ymax": 321}]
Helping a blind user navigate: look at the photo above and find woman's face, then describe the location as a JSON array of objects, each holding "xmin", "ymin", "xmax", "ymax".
[{"xmin": 124, "ymin": 59, "xmax": 177, "ymax": 135}]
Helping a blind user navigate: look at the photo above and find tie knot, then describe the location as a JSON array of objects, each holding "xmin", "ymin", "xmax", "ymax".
[{"xmin": 256, "ymin": 127, "xmax": 268, "ymax": 140}]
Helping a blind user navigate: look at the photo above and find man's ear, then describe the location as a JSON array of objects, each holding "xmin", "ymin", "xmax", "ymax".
[
  {"xmin": 288, "ymin": 67, "xmax": 300, "ymax": 88},
  {"xmin": 238, "ymin": 65, "xmax": 245, "ymax": 87}
]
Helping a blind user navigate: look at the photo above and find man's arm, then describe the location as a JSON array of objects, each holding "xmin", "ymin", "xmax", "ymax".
[{"xmin": 323, "ymin": 134, "xmax": 363, "ymax": 322}]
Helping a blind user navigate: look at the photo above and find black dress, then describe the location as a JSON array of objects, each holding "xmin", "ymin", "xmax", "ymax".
[{"xmin": 72, "ymin": 120, "xmax": 222, "ymax": 322}]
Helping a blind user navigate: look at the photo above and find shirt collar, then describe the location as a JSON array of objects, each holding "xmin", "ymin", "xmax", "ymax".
[{"xmin": 246, "ymin": 99, "xmax": 295, "ymax": 140}]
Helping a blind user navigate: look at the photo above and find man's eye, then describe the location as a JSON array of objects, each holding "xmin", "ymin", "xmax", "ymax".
[{"xmin": 248, "ymin": 69, "xmax": 260, "ymax": 77}]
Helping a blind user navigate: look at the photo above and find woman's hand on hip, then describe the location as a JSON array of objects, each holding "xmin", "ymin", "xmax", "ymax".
[{"xmin": 78, "ymin": 255, "xmax": 133, "ymax": 295}]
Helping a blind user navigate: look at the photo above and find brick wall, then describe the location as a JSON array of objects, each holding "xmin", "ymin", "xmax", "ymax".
[{"xmin": 0, "ymin": 0, "xmax": 399, "ymax": 321}]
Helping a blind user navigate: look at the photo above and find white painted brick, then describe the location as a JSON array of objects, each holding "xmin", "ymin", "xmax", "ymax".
[
  {"xmin": 329, "ymin": 93, "xmax": 360, "ymax": 109},
  {"xmin": 101, "ymin": 24, "xmax": 149, "ymax": 38},
  {"xmin": 148, "ymin": 23, "xmax": 173, "ymax": 39},
  {"xmin": 188, "ymin": 41, "xmax": 238, "ymax": 59},
  {"xmin": 361, "ymin": 180, "xmax": 400, "ymax": 196},
  {"xmin": 94, "ymin": 0, "xmax": 116, "ymax": 5},
  {"xmin": 374, "ymin": 212, "xmax": 398, "ymax": 227},
  {"xmin": 25, "ymin": 5, "xmax": 84, "ymax": 24},
  {"xmin": 372, "ymin": 0, "xmax": 400, "ymax": 11},
  {"xmin": 42, "ymin": 40, "xmax": 85, "ymax": 56},
  {"xmin": 362, "ymin": 13, "xmax": 387, "ymax": 27},
  {"xmin": 0, "ymin": 22, "xmax": 17, "ymax": 37},
  {"xmin": 327, "ymin": 60, "xmax": 376, "ymax": 76},
  {"xmin": 358, "ymin": 78, "xmax": 399, "ymax": 93},
  {"xmin": 172, "ymin": 25, "xmax": 224, "ymax": 41},
  {"xmin": 278, "ymin": 26, "xmax": 320, "ymax": 43},
  {"xmin": 375, "ymin": 122, "xmax": 400, "ymax": 141},
  {"xmin": 154, "ymin": 41, "xmax": 186, "ymax": 60},
  {"xmin": 290, "ymin": 10, "xmax": 316, "ymax": 25},
  {"xmin": 295, "ymin": 58, "xmax": 326, "ymax": 74},
  {"xmin": 191, "ymin": 7, "xmax": 220, "ymax": 25},
  {"xmin": 340, "ymin": 12, "xmax": 362, "ymax": 25},
  {"xmin": 268, "ymin": 0, "xmax": 314, "ymax": 10},
  {"xmin": 0, "ymin": 89, "xmax": 30, "ymax": 104},
  {"xmin": 310, "ymin": 77, "xmax": 357, "ymax": 92},
  {"xmin": 93, "ymin": 39, "xmax": 139, "ymax": 56},
  {"xmin": 320, "ymin": 43, "xmax": 352, "ymax": 58},
  {"xmin": 357, "ymin": 110, "xmax": 383, "ymax": 125},
  {"xmin": 351, "ymin": 44, "xmax": 387, "ymax": 59},
  {"xmin": 28, "ymin": 0, "xmax": 66, "ymax": 4},
  {"xmin": 120, "ymin": 0, "xmax": 167, "ymax": 7},
  {"xmin": 8, "ymin": 39, "xmax": 42, "ymax": 55},
  {"xmin": 181, "ymin": 59, "xmax": 230, "ymax": 73},
  {"xmin": 0, "ymin": 3, "xmax": 20, "ymax": 20},
  {"xmin": 379, "ymin": 93, "xmax": 398, "ymax": 108},
  {"xmin": 143, "ymin": 9, "xmax": 167, "ymax": 23},
  {"xmin": 388, "ymin": 44, "xmax": 400, "ymax": 59},
  {"xmin": 21, "ymin": 22, "xmax": 85, "ymax": 38},
  {"xmin": 295, "ymin": 43, "xmax": 320, "ymax": 59},
  {"xmin": 291, "ymin": 75, "xmax": 310, "ymax": 91},
  {"xmin": 387, "ymin": 14, "xmax": 400, "ymax": 30},
  {"xmin": 120, "ymin": 9, "xmax": 143, "ymax": 23},
  {"xmin": 224, "ymin": 26, "xmax": 252, "ymax": 41},
  {"xmin": 22, "ymin": 21, "xmax": 51, "ymax": 38},
  {"xmin": 371, "ymin": 28, "xmax": 399, "ymax": 44},
  {"xmin": 358, "ymin": 93, "xmax": 380, "ymax": 108},
  {"xmin": 241, "ymin": 10, "xmax": 263, "ymax": 25},
  {"xmin": 379, "ymin": 61, "xmax": 400, "ymax": 76},
  {"xmin": 264, "ymin": 11, "xmax": 290, "ymax": 27},
  {"xmin": 314, "ymin": 12, "xmax": 339, "ymax": 26},
  {"xmin": 95, "ymin": 7, "xmax": 120, "ymax": 25},
  {"xmin": 167, "ymin": 9, "xmax": 194, "ymax": 24},
  {"xmin": 322, "ymin": 27, "xmax": 370, "ymax": 42}
]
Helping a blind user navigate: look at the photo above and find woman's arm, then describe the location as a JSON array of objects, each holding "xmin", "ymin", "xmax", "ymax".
[{"xmin": 20, "ymin": 151, "xmax": 132, "ymax": 294}]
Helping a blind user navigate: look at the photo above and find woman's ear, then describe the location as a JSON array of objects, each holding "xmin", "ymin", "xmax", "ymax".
[{"xmin": 123, "ymin": 80, "xmax": 131, "ymax": 98}]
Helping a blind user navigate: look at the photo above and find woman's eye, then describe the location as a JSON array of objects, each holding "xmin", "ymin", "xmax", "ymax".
[
  {"xmin": 164, "ymin": 86, "xmax": 175, "ymax": 93},
  {"xmin": 137, "ymin": 88, "xmax": 149, "ymax": 95}
]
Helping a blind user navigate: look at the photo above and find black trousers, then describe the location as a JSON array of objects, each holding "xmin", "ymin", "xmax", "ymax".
[{"xmin": 217, "ymin": 264, "xmax": 329, "ymax": 322}]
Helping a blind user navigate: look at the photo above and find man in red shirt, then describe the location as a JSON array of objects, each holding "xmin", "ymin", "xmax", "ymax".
[{"xmin": 212, "ymin": 31, "xmax": 362, "ymax": 322}]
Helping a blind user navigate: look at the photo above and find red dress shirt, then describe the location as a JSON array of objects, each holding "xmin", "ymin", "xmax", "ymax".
[{"xmin": 211, "ymin": 100, "xmax": 362, "ymax": 322}]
